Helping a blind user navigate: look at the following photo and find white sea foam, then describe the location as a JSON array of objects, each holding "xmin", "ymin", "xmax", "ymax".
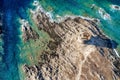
[
  {"xmin": 32, "ymin": 3, "xmax": 120, "ymax": 58},
  {"xmin": 114, "ymin": 49, "xmax": 120, "ymax": 57},
  {"xmin": 98, "ymin": 8, "xmax": 111, "ymax": 20},
  {"xmin": 46, "ymin": 12, "xmax": 54, "ymax": 22},
  {"xmin": 110, "ymin": 4, "xmax": 120, "ymax": 11},
  {"xmin": 54, "ymin": 14, "xmax": 100, "ymax": 24},
  {"xmin": 19, "ymin": 19, "xmax": 30, "ymax": 32},
  {"xmin": 30, "ymin": 1, "xmax": 100, "ymax": 23},
  {"xmin": 103, "ymin": 13, "xmax": 111, "ymax": 20},
  {"xmin": 19, "ymin": 1, "xmax": 120, "ymax": 59},
  {"xmin": 33, "ymin": 0, "xmax": 39, "ymax": 6},
  {"xmin": 31, "ymin": 2, "xmax": 55, "ymax": 22},
  {"xmin": 36, "ymin": 5, "xmax": 44, "ymax": 13},
  {"xmin": 110, "ymin": 39, "xmax": 120, "ymax": 58},
  {"xmin": 19, "ymin": 19, "xmax": 28, "ymax": 26},
  {"xmin": 91, "ymin": 4, "xmax": 96, "ymax": 9}
]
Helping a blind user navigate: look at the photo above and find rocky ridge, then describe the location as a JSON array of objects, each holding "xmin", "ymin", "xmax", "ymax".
[
  {"xmin": 21, "ymin": 7, "xmax": 120, "ymax": 80},
  {"xmin": 20, "ymin": 19, "xmax": 39, "ymax": 42}
]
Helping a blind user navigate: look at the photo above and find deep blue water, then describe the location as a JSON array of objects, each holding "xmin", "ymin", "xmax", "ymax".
[{"xmin": 0, "ymin": 0, "xmax": 32, "ymax": 80}]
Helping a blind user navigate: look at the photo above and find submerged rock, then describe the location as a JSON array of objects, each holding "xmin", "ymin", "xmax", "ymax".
[
  {"xmin": 22, "ymin": 7, "xmax": 120, "ymax": 80},
  {"xmin": 110, "ymin": 4, "xmax": 120, "ymax": 11}
]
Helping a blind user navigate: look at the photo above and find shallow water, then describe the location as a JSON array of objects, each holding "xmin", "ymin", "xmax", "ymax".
[
  {"xmin": 0, "ymin": 0, "xmax": 32, "ymax": 80},
  {"xmin": 39, "ymin": 0, "xmax": 120, "ymax": 51},
  {"xmin": 0, "ymin": 0, "xmax": 120, "ymax": 80}
]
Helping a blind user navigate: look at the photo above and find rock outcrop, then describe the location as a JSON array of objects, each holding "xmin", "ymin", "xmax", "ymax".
[
  {"xmin": 21, "ymin": 20, "xmax": 39, "ymax": 42},
  {"xmin": 22, "ymin": 8, "xmax": 120, "ymax": 80}
]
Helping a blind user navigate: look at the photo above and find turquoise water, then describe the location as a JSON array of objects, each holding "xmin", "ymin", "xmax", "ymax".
[
  {"xmin": 0, "ymin": 0, "xmax": 120, "ymax": 80},
  {"xmin": 0, "ymin": 0, "xmax": 33, "ymax": 80},
  {"xmin": 39, "ymin": 0, "xmax": 120, "ymax": 51}
]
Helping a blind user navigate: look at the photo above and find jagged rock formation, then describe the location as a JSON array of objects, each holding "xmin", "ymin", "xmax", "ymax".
[
  {"xmin": 22, "ymin": 9, "xmax": 120, "ymax": 80},
  {"xmin": 21, "ymin": 20, "xmax": 39, "ymax": 42}
]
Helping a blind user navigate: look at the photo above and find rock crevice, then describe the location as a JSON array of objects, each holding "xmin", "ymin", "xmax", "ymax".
[{"xmin": 22, "ymin": 8, "xmax": 120, "ymax": 80}]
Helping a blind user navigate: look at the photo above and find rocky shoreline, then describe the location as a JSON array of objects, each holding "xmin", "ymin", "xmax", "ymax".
[{"xmin": 21, "ymin": 3, "xmax": 120, "ymax": 80}]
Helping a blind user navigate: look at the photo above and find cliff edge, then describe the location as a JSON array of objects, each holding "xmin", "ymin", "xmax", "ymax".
[{"xmin": 21, "ymin": 8, "xmax": 120, "ymax": 80}]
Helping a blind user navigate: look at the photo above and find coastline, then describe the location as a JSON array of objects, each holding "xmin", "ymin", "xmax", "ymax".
[
  {"xmin": 16, "ymin": 0, "xmax": 120, "ymax": 80},
  {"xmin": 0, "ymin": 0, "xmax": 119, "ymax": 80},
  {"xmin": 29, "ymin": 0, "xmax": 120, "ymax": 57},
  {"xmin": 20, "ymin": 1, "xmax": 120, "ymax": 79}
]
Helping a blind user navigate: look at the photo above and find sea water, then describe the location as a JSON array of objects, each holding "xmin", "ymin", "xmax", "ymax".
[
  {"xmin": 0, "ymin": 0, "xmax": 33, "ymax": 80},
  {"xmin": 39, "ymin": 0, "xmax": 120, "ymax": 52},
  {"xmin": 0, "ymin": 0, "xmax": 120, "ymax": 80}
]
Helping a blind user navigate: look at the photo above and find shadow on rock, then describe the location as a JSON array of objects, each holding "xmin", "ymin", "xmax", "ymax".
[{"xmin": 84, "ymin": 36, "xmax": 118, "ymax": 49}]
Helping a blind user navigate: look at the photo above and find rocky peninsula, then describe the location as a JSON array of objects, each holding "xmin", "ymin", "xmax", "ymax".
[{"xmin": 21, "ymin": 5, "xmax": 120, "ymax": 80}]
